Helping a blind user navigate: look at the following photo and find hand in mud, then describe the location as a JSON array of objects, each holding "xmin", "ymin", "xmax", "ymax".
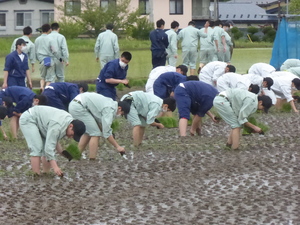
[
  {"xmin": 252, "ymin": 126, "xmax": 262, "ymax": 134},
  {"xmin": 156, "ymin": 123, "xmax": 164, "ymax": 129},
  {"xmin": 53, "ymin": 167, "xmax": 63, "ymax": 177},
  {"xmin": 117, "ymin": 146, "xmax": 125, "ymax": 155},
  {"xmin": 212, "ymin": 116, "xmax": 220, "ymax": 123}
]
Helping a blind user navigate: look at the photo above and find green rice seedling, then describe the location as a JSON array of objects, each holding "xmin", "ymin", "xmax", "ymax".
[
  {"xmin": 243, "ymin": 116, "xmax": 269, "ymax": 135},
  {"xmin": 157, "ymin": 117, "xmax": 178, "ymax": 128},
  {"xmin": 281, "ymin": 102, "xmax": 292, "ymax": 112},
  {"xmin": 111, "ymin": 120, "xmax": 120, "ymax": 133},
  {"xmin": 32, "ymin": 88, "xmax": 41, "ymax": 95},
  {"xmin": 116, "ymin": 84, "xmax": 124, "ymax": 91},
  {"xmin": 88, "ymin": 84, "xmax": 96, "ymax": 92},
  {"xmin": 65, "ymin": 142, "xmax": 81, "ymax": 160}
]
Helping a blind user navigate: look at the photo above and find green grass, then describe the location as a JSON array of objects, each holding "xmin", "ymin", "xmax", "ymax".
[{"xmin": 0, "ymin": 37, "xmax": 273, "ymax": 85}]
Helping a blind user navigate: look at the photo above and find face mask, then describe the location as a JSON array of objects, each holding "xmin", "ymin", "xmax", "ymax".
[
  {"xmin": 162, "ymin": 107, "xmax": 168, "ymax": 113},
  {"xmin": 21, "ymin": 46, "xmax": 27, "ymax": 52},
  {"xmin": 119, "ymin": 60, "xmax": 127, "ymax": 69},
  {"xmin": 292, "ymin": 86, "xmax": 298, "ymax": 91},
  {"xmin": 116, "ymin": 114, "xmax": 122, "ymax": 118}
]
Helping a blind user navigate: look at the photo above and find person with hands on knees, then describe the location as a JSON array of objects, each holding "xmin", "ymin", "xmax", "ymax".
[
  {"xmin": 213, "ymin": 88, "xmax": 272, "ymax": 150},
  {"xmin": 19, "ymin": 106, "xmax": 86, "ymax": 176},
  {"xmin": 96, "ymin": 51, "xmax": 132, "ymax": 100},
  {"xmin": 3, "ymin": 38, "xmax": 32, "ymax": 89},
  {"xmin": 174, "ymin": 81, "xmax": 219, "ymax": 137},
  {"xmin": 68, "ymin": 92, "xmax": 130, "ymax": 160},
  {"xmin": 120, "ymin": 91, "xmax": 176, "ymax": 146}
]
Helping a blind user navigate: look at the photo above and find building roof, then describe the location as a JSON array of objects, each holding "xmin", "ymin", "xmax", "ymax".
[
  {"xmin": 217, "ymin": 2, "xmax": 277, "ymax": 22},
  {"xmin": 0, "ymin": 0, "xmax": 53, "ymax": 2}
]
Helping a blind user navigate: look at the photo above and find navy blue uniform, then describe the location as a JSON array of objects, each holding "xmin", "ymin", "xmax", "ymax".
[
  {"xmin": 174, "ymin": 81, "xmax": 219, "ymax": 119},
  {"xmin": 96, "ymin": 59, "xmax": 128, "ymax": 100},
  {"xmin": 153, "ymin": 72, "xmax": 187, "ymax": 99},
  {"xmin": 4, "ymin": 51, "xmax": 29, "ymax": 87},
  {"xmin": 0, "ymin": 86, "xmax": 35, "ymax": 117},
  {"xmin": 149, "ymin": 29, "xmax": 169, "ymax": 69},
  {"xmin": 43, "ymin": 82, "xmax": 80, "ymax": 111}
]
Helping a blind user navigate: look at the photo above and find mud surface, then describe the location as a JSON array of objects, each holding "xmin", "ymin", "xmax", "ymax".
[{"xmin": 0, "ymin": 112, "xmax": 300, "ymax": 224}]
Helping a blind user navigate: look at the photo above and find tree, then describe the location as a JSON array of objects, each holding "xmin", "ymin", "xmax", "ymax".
[
  {"xmin": 57, "ymin": 0, "xmax": 152, "ymax": 38},
  {"xmin": 289, "ymin": 0, "xmax": 300, "ymax": 14}
]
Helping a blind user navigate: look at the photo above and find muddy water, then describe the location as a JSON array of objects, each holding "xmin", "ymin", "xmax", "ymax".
[{"xmin": 0, "ymin": 112, "xmax": 300, "ymax": 224}]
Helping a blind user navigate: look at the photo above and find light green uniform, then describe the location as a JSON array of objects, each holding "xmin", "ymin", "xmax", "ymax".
[
  {"xmin": 213, "ymin": 89, "xmax": 258, "ymax": 128},
  {"xmin": 68, "ymin": 92, "xmax": 117, "ymax": 138},
  {"xmin": 224, "ymin": 31, "xmax": 233, "ymax": 63},
  {"xmin": 165, "ymin": 29, "xmax": 178, "ymax": 67},
  {"xmin": 19, "ymin": 106, "xmax": 73, "ymax": 161},
  {"xmin": 35, "ymin": 34, "xmax": 59, "ymax": 82},
  {"xmin": 199, "ymin": 27, "xmax": 217, "ymax": 64},
  {"xmin": 11, "ymin": 35, "xmax": 36, "ymax": 65},
  {"xmin": 212, "ymin": 26, "xmax": 226, "ymax": 62},
  {"xmin": 177, "ymin": 25, "xmax": 207, "ymax": 69},
  {"xmin": 48, "ymin": 31, "xmax": 69, "ymax": 82},
  {"xmin": 94, "ymin": 30, "xmax": 119, "ymax": 69},
  {"xmin": 121, "ymin": 91, "xmax": 163, "ymax": 127}
]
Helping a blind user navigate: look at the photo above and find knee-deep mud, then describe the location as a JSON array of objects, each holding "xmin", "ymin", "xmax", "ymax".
[{"xmin": 0, "ymin": 112, "xmax": 300, "ymax": 224}]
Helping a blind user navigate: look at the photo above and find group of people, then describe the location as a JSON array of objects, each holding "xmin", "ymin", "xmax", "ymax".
[
  {"xmin": 2, "ymin": 20, "xmax": 300, "ymax": 177},
  {"xmin": 149, "ymin": 19, "xmax": 234, "ymax": 75}
]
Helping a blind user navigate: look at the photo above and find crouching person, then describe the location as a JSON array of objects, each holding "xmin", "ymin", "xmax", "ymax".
[
  {"xmin": 213, "ymin": 88, "xmax": 272, "ymax": 150},
  {"xmin": 174, "ymin": 81, "xmax": 219, "ymax": 136},
  {"xmin": 68, "ymin": 92, "xmax": 130, "ymax": 160},
  {"xmin": 19, "ymin": 106, "xmax": 86, "ymax": 176},
  {"xmin": 120, "ymin": 91, "xmax": 176, "ymax": 146}
]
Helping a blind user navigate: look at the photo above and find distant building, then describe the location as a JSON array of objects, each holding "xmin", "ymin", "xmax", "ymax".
[{"xmin": 0, "ymin": 0, "xmax": 54, "ymax": 36}]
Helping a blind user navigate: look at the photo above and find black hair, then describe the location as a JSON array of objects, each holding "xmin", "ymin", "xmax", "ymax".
[
  {"xmin": 187, "ymin": 75, "xmax": 199, "ymax": 81},
  {"xmin": 156, "ymin": 19, "xmax": 165, "ymax": 28},
  {"xmin": 78, "ymin": 83, "xmax": 89, "ymax": 92},
  {"xmin": 249, "ymin": 84, "xmax": 260, "ymax": 94},
  {"xmin": 176, "ymin": 65, "xmax": 188, "ymax": 75},
  {"xmin": 51, "ymin": 22, "xmax": 59, "ymax": 30},
  {"xmin": 209, "ymin": 20, "xmax": 215, "ymax": 27},
  {"xmin": 226, "ymin": 65, "xmax": 236, "ymax": 73},
  {"xmin": 42, "ymin": 24, "xmax": 51, "ymax": 33},
  {"xmin": 0, "ymin": 106, "xmax": 7, "ymax": 120},
  {"xmin": 121, "ymin": 51, "xmax": 132, "ymax": 61},
  {"xmin": 118, "ymin": 101, "xmax": 131, "ymax": 115},
  {"xmin": 171, "ymin": 21, "xmax": 179, "ymax": 29},
  {"xmin": 34, "ymin": 95, "xmax": 48, "ymax": 105},
  {"xmin": 188, "ymin": 21, "xmax": 196, "ymax": 26},
  {"xmin": 258, "ymin": 95, "xmax": 272, "ymax": 113},
  {"xmin": 214, "ymin": 20, "xmax": 222, "ymax": 26},
  {"xmin": 163, "ymin": 97, "xmax": 176, "ymax": 112},
  {"xmin": 23, "ymin": 26, "xmax": 32, "ymax": 35},
  {"xmin": 106, "ymin": 23, "xmax": 114, "ymax": 30},
  {"xmin": 2, "ymin": 96, "xmax": 13, "ymax": 108}
]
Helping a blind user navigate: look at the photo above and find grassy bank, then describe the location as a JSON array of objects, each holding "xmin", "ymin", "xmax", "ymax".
[{"xmin": 0, "ymin": 37, "xmax": 273, "ymax": 84}]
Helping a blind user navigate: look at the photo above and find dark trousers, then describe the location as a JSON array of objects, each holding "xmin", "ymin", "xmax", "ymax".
[{"xmin": 151, "ymin": 51, "xmax": 167, "ymax": 69}]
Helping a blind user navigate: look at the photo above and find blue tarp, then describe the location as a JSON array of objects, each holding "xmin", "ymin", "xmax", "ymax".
[{"xmin": 270, "ymin": 18, "xmax": 300, "ymax": 70}]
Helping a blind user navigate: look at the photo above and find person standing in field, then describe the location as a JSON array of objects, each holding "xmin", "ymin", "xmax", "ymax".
[
  {"xmin": 212, "ymin": 20, "xmax": 227, "ymax": 62},
  {"xmin": 10, "ymin": 26, "xmax": 36, "ymax": 73},
  {"xmin": 177, "ymin": 21, "xmax": 207, "ymax": 75},
  {"xmin": 199, "ymin": 20, "xmax": 217, "ymax": 71},
  {"xmin": 2, "ymin": 38, "xmax": 32, "ymax": 89},
  {"xmin": 94, "ymin": 23, "xmax": 119, "ymax": 69},
  {"xmin": 96, "ymin": 51, "xmax": 132, "ymax": 100},
  {"xmin": 149, "ymin": 19, "xmax": 169, "ymax": 69},
  {"xmin": 48, "ymin": 22, "xmax": 69, "ymax": 82},
  {"xmin": 35, "ymin": 24, "xmax": 60, "ymax": 91},
  {"xmin": 165, "ymin": 21, "xmax": 179, "ymax": 67}
]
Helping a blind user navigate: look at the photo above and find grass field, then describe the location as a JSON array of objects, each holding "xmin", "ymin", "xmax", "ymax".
[{"xmin": 0, "ymin": 36, "xmax": 273, "ymax": 83}]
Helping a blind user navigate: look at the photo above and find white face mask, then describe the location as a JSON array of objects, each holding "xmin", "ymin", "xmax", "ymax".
[
  {"xmin": 21, "ymin": 46, "xmax": 27, "ymax": 52},
  {"xmin": 162, "ymin": 107, "xmax": 168, "ymax": 113},
  {"xmin": 116, "ymin": 114, "xmax": 122, "ymax": 118},
  {"xmin": 119, "ymin": 60, "xmax": 127, "ymax": 69},
  {"xmin": 292, "ymin": 86, "xmax": 298, "ymax": 91}
]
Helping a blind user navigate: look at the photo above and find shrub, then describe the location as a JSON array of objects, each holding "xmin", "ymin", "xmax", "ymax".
[
  {"xmin": 248, "ymin": 34, "xmax": 260, "ymax": 42},
  {"xmin": 247, "ymin": 26, "xmax": 259, "ymax": 35},
  {"xmin": 58, "ymin": 17, "xmax": 85, "ymax": 39},
  {"xmin": 129, "ymin": 17, "xmax": 154, "ymax": 40},
  {"xmin": 261, "ymin": 26, "xmax": 276, "ymax": 42},
  {"xmin": 230, "ymin": 27, "xmax": 244, "ymax": 40}
]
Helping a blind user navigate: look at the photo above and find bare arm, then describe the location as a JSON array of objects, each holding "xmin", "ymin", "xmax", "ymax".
[
  {"xmin": 105, "ymin": 78, "xmax": 129, "ymax": 85},
  {"xmin": 244, "ymin": 122, "xmax": 262, "ymax": 133},
  {"xmin": 289, "ymin": 100, "xmax": 299, "ymax": 113},
  {"xmin": 26, "ymin": 69, "xmax": 32, "ymax": 89},
  {"xmin": 107, "ymin": 135, "xmax": 125, "ymax": 153}
]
